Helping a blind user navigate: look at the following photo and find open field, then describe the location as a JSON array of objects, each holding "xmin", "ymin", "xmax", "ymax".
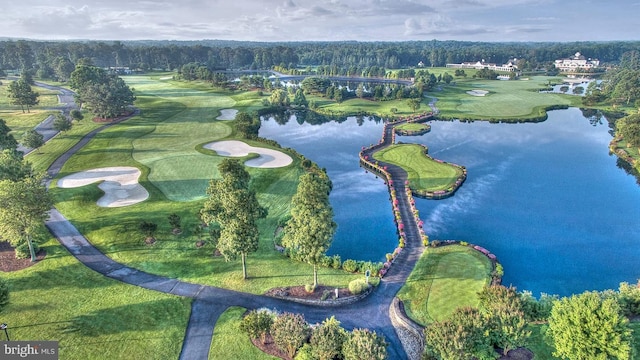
[
  {"xmin": 0, "ymin": 240, "xmax": 191, "ymax": 359},
  {"xmin": 49, "ymin": 74, "xmax": 361, "ymax": 294},
  {"xmin": 397, "ymin": 244, "xmax": 493, "ymax": 325},
  {"xmin": 373, "ymin": 143, "xmax": 463, "ymax": 192}
]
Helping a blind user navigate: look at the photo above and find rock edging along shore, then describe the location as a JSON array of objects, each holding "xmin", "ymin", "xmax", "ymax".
[{"xmin": 390, "ymin": 297, "xmax": 425, "ymax": 360}]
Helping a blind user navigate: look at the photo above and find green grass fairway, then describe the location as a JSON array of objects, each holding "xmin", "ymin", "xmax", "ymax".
[
  {"xmin": 209, "ymin": 307, "xmax": 278, "ymax": 359},
  {"xmin": 1, "ymin": 240, "xmax": 190, "ymax": 360},
  {"xmin": 434, "ymin": 75, "xmax": 582, "ymax": 121},
  {"xmin": 373, "ymin": 143, "xmax": 463, "ymax": 192},
  {"xmin": 396, "ymin": 123, "xmax": 429, "ymax": 132},
  {"xmin": 397, "ymin": 244, "xmax": 492, "ymax": 325},
  {"xmin": 50, "ymin": 74, "xmax": 361, "ymax": 294}
]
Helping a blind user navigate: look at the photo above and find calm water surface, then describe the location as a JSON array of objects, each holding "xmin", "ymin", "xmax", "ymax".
[{"xmin": 261, "ymin": 108, "xmax": 640, "ymax": 297}]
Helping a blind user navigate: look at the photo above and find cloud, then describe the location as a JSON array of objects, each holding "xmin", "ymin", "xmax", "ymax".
[{"xmin": 404, "ymin": 15, "xmax": 492, "ymax": 37}]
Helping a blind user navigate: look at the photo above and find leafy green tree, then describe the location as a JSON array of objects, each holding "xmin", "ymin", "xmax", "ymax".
[
  {"xmin": 355, "ymin": 83, "xmax": 365, "ymax": 99},
  {"xmin": 616, "ymin": 114, "xmax": 640, "ymax": 147},
  {"xmin": 617, "ymin": 280, "xmax": 640, "ymax": 316},
  {"xmin": 407, "ymin": 98, "xmax": 421, "ymax": 112},
  {"xmin": 139, "ymin": 221, "xmax": 158, "ymax": 240},
  {"xmin": 0, "ymin": 149, "xmax": 33, "ymax": 181},
  {"xmin": 0, "ymin": 175, "xmax": 52, "ymax": 261},
  {"xmin": 424, "ymin": 307, "xmax": 496, "ymax": 360},
  {"xmin": 310, "ymin": 316, "xmax": 347, "ymax": 360},
  {"xmin": 272, "ymin": 312, "xmax": 310, "ymax": 358},
  {"xmin": 342, "ymin": 328, "xmax": 388, "ymax": 360},
  {"xmin": 292, "ymin": 88, "xmax": 308, "ymax": 107},
  {"xmin": 282, "ymin": 172, "xmax": 336, "ymax": 288},
  {"xmin": 7, "ymin": 79, "xmax": 39, "ymax": 113},
  {"xmin": 70, "ymin": 109, "xmax": 84, "ymax": 122},
  {"xmin": 240, "ymin": 309, "xmax": 273, "ymax": 345},
  {"xmin": 234, "ymin": 112, "xmax": 260, "ymax": 139},
  {"xmin": 53, "ymin": 113, "xmax": 72, "ymax": 132},
  {"xmin": 269, "ymin": 89, "xmax": 290, "ymax": 107},
  {"xmin": 20, "ymin": 129, "xmax": 44, "ymax": 153},
  {"xmin": 0, "ymin": 277, "xmax": 9, "ymax": 312},
  {"xmin": 548, "ymin": 291, "xmax": 632, "ymax": 360},
  {"xmin": 200, "ymin": 159, "xmax": 266, "ymax": 279},
  {"xmin": 478, "ymin": 285, "xmax": 531, "ymax": 355},
  {"xmin": 69, "ymin": 65, "xmax": 135, "ymax": 118},
  {"xmin": 0, "ymin": 119, "xmax": 18, "ymax": 151},
  {"xmin": 52, "ymin": 56, "xmax": 75, "ymax": 82},
  {"xmin": 301, "ymin": 77, "xmax": 331, "ymax": 95},
  {"xmin": 167, "ymin": 213, "xmax": 181, "ymax": 232}
]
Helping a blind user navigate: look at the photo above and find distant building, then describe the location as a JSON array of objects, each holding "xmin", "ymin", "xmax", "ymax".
[
  {"xmin": 446, "ymin": 59, "xmax": 518, "ymax": 72},
  {"xmin": 554, "ymin": 52, "xmax": 599, "ymax": 72}
]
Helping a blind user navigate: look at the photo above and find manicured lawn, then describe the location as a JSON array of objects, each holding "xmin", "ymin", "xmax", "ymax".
[
  {"xmin": 397, "ymin": 244, "xmax": 493, "ymax": 325},
  {"xmin": 0, "ymin": 240, "xmax": 191, "ymax": 360},
  {"xmin": 208, "ymin": 307, "xmax": 278, "ymax": 360},
  {"xmin": 308, "ymin": 94, "xmax": 423, "ymax": 118},
  {"xmin": 50, "ymin": 74, "xmax": 361, "ymax": 294},
  {"xmin": 433, "ymin": 75, "xmax": 583, "ymax": 121},
  {"xmin": 373, "ymin": 143, "xmax": 463, "ymax": 192}
]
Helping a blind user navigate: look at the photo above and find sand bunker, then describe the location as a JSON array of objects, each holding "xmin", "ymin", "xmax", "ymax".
[
  {"xmin": 216, "ymin": 109, "xmax": 238, "ymax": 120},
  {"xmin": 466, "ymin": 89, "xmax": 489, "ymax": 97},
  {"xmin": 204, "ymin": 140, "xmax": 293, "ymax": 168},
  {"xmin": 57, "ymin": 167, "xmax": 149, "ymax": 208}
]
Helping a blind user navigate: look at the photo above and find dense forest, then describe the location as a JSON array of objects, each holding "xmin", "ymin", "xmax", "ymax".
[{"xmin": 1, "ymin": 39, "xmax": 639, "ymax": 77}]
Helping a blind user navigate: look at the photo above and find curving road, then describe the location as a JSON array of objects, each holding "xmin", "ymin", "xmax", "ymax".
[{"xmin": 37, "ymin": 82, "xmax": 431, "ymax": 359}]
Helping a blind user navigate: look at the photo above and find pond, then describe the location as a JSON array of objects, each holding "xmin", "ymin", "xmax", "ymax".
[{"xmin": 260, "ymin": 108, "xmax": 640, "ymax": 297}]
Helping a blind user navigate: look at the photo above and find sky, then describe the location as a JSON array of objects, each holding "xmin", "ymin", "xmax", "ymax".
[{"xmin": 3, "ymin": 0, "xmax": 639, "ymax": 43}]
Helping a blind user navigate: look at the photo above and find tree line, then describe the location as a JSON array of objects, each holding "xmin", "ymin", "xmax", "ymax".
[{"xmin": 2, "ymin": 39, "xmax": 639, "ymax": 76}]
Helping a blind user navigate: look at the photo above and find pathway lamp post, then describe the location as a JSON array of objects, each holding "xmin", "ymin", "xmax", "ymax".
[{"xmin": 1, "ymin": 323, "xmax": 9, "ymax": 341}]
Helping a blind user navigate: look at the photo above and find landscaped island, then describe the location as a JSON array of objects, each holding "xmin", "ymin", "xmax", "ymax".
[{"xmin": 373, "ymin": 144, "xmax": 466, "ymax": 199}]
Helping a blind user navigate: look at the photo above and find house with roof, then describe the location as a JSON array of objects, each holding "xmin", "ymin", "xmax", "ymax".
[
  {"xmin": 554, "ymin": 52, "xmax": 599, "ymax": 72},
  {"xmin": 446, "ymin": 59, "xmax": 518, "ymax": 72}
]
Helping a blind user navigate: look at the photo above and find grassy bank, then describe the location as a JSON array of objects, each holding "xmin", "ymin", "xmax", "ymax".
[
  {"xmin": 397, "ymin": 244, "xmax": 493, "ymax": 325},
  {"xmin": 0, "ymin": 240, "xmax": 191, "ymax": 360},
  {"xmin": 373, "ymin": 143, "xmax": 463, "ymax": 193},
  {"xmin": 50, "ymin": 74, "xmax": 361, "ymax": 294}
]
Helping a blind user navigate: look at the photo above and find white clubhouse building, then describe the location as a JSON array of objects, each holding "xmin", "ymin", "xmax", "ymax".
[
  {"xmin": 554, "ymin": 52, "xmax": 600, "ymax": 72},
  {"xmin": 446, "ymin": 60, "xmax": 518, "ymax": 72}
]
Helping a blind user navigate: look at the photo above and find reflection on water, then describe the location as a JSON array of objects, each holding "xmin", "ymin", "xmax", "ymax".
[{"xmin": 261, "ymin": 108, "xmax": 640, "ymax": 297}]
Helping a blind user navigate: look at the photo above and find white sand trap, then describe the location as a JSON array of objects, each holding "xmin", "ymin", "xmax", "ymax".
[
  {"xmin": 216, "ymin": 109, "xmax": 238, "ymax": 120},
  {"xmin": 466, "ymin": 89, "xmax": 489, "ymax": 96},
  {"xmin": 57, "ymin": 167, "xmax": 149, "ymax": 208},
  {"xmin": 204, "ymin": 140, "xmax": 293, "ymax": 168},
  {"xmin": 159, "ymin": 76, "xmax": 172, "ymax": 80}
]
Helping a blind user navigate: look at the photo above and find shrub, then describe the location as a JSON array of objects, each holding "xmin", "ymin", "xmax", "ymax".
[
  {"xmin": 430, "ymin": 240, "xmax": 441, "ymax": 247},
  {"xmin": 167, "ymin": 213, "xmax": 181, "ymax": 231},
  {"xmin": 320, "ymin": 255, "xmax": 333, "ymax": 268},
  {"xmin": 385, "ymin": 253, "xmax": 394, "ymax": 262},
  {"xmin": 321, "ymin": 290, "xmax": 332, "ymax": 301},
  {"xmin": 305, "ymin": 283, "xmax": 316, "ymax": 293},
  {"xmin": 342, "ymin": 259, "xmax": 357, "ymax": 273},
  {"xmin": 311, "ymin": 316, "xmax": 346, "ymax": 360},
  {"xmin": 294, "ymin": 344, "xmax": 315, "ymax": 360},
  {"xmin": 460, "ymin": 241, "xmax": 468, "ymax": 246},
  {"xmin": 239, "ymin": 310, "xmax": 273, "ymax": 344},
  {"xmin": 0, "ymin": 278, "xmax": 9, "ymax": 312},
  {"xmin": 14, "ymin": 242, "xmax": 38, "ymax": 259},
  {"xmin": 342, "ymin": 329, "xmax": 388, "ymax": 360},
  {"xmin": 330, "ymin": 255, "xmax": 341, "ymax": 269},
  {"xmin": 492, "ymin": 263, "xmax": 504, "ymax": 278},
  {"xmin": 348, "ymin": 279, "xmax": 369, "ymax": 295},
  {"xmin": 355, "ymin": 261, "xmax": 366, "ymax": 273},
  {"xmin": 272, "ymin": 312, "xmax": 310, "ymax": 358}
]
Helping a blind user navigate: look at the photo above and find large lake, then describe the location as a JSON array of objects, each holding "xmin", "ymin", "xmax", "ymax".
[{"xmin": 260, "ymin": 108, "xmax": 640, "ymax": 297}]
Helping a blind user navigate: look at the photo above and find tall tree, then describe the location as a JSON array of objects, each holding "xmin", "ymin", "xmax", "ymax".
[
  {"xmin": 478, "ymin": 285, "xmax": 530, "ymax": 356},
  {"xmin": 200, "ymin": 159, "xmax": 266, "ymax": 279},
  {"xmin": 407, "ymin": 98, "xmax": 421, "ymax": 112},
  {"xmin": 69, "ymin": 65, "xmax": 135, "ymax": 118},
  {"xmin": 53, "ymin": 113, "xmax": 72, "ymax": 132},
  {"xmin": 0, "ymin": 174, "xmax": 52, "ymax": 261},
  {"xmin": 6, "ymin": 79, "xmax": 39, "ymax": 113},
  {"xmin": 548, "ymin": 291, "xmax": 632, "ymax": 360},
  {"xmin": 0, "ymin": 119, "xmax": 18, "ymax": 151},
  {"xmin": 282, "ymin": 172, "xmax": 336, "ymax": 288},
  {"xmin": 0, "ymin": 149, "xmax": 33, "ymax": 181},
  {"xmin": 311, "ymin": 316, "xmax": 347, "ymax": 360},
  {"xmin": 20, "ymin": 129, "xmax": 44, "ymax": 153}
]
